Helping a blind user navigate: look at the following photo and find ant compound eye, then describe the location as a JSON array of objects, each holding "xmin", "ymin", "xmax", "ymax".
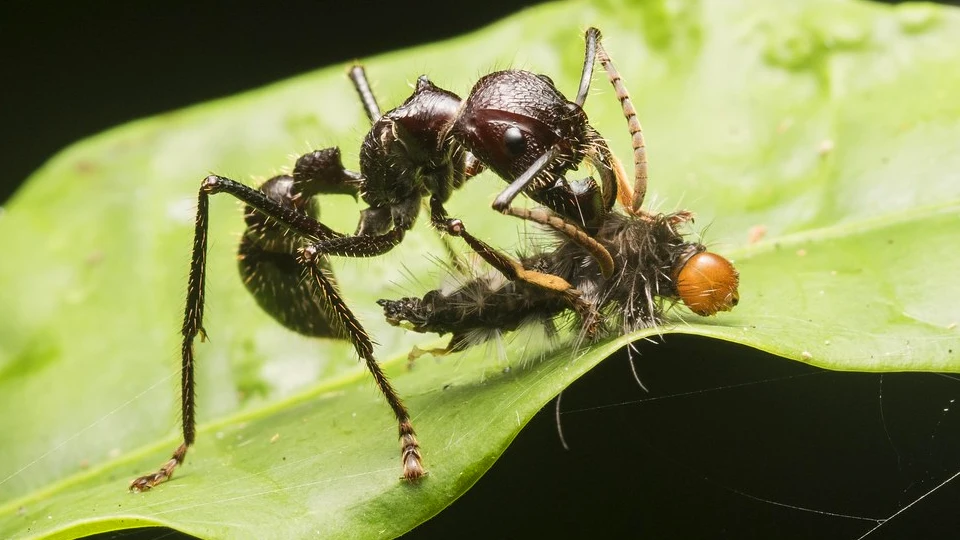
[
  {"xmin": 675, "ymin": 252, "xmax": 740, "ymax": 316},
  {"xmin": 503, "ymin": 126, "xmax": 526, "ymax": 157}
]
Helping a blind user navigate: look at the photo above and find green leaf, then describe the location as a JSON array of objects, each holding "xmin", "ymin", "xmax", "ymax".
[{"xmin": 2, "ymin": 0, "xmax": 959, "ymax": 538}]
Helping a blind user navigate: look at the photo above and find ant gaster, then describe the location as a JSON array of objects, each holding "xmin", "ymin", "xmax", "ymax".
[{"xmin": 131, "ymin": 27, "xmax": 639, "ymax": 490}]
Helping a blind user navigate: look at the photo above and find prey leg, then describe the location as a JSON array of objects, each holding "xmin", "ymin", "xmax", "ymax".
[{"xmin": 429, "ymin": 197, "xmax": 603, "ymax": 339}]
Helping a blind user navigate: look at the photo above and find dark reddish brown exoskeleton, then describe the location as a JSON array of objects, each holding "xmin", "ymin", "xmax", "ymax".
[
  {"xmin": 380, "ymin": 29, "xmax": 740, "ymax": 357},
  {"xmin": 132, "ymin": 26, "xmax": 731, "ymax": 491},
  {"xmin": 130, "ymin": 70, "xmax": 472, "ymax": 490}
]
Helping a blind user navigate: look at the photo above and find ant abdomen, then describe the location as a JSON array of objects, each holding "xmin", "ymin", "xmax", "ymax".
[{"xmin": 237, "ymin": 175, "xmax": 343, "ymax": 338}]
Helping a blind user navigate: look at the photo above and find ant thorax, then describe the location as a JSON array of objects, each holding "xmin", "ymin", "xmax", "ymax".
[{"xmin": 356, "ymin": 76, "xmax": 465, "ymax": 236}]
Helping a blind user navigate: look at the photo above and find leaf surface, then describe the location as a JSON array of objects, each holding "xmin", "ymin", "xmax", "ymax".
[{"xmin": 1, "ymin": 0, "xmax": 959, "ymax": 538}]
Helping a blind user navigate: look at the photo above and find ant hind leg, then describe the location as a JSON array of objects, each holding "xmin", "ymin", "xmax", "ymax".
[{"xmin": 130, "ymin": 161, "xmax": 422, "ymax": 490}]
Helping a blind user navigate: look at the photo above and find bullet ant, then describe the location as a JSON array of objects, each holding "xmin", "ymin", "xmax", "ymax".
[
  {"xmin": 130, "ymin": 27, "xmax": 702, "ymax": 491},
  {"xmin": 379, "ymin": 31, "xmax": 740, "ymax": 359}
]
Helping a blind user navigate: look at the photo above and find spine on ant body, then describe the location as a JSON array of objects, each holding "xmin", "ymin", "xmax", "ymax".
[{"xmin": 379, "ymin": 211, "xmax": 729, "ymax": 346}]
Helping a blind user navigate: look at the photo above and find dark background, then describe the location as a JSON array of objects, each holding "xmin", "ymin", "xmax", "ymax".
[
  {"xmin": 0, "ymin": 0, "xmax": 550, "ymax": 203},
  {"xmin": 3, "ymin": 1, "xmax": 960, "ymax": 539}
]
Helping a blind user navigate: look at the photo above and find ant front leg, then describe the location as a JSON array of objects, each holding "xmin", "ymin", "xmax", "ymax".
[
  {"xmin": 428, "ymin": 197, "xmax": 603, "ymax": 338},
  {"xmin": 488, "ymin": 145, "xmax": 617, "ymax": 281},
  {"xmin": 500, "ymin": 206, "xmax": 615, "ymax": 279}
]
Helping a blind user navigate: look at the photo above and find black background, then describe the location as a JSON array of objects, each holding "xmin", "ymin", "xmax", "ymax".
[
  {"xmin": 4, "ymin": 1, "xmax": 960, "ymax": 539},
  {"xmin": 0, "ymin": 0, "xmax": 548, "ymax": 203}
]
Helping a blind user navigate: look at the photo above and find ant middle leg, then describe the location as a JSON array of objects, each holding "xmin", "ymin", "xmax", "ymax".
[
  {"xmin": 240, "ymin": 148, "xmax": 367, "ymax": 336},
  {"xmin": 303, "ymin": 193, "xmax": 420, "ymax": 259},
  {"xmin": 243, "ymin": 161, "xmax": 426, "ymax": 479},
  {"xmin": 349, "ymin": 64, "xmax": 482, "ymax": 271},
  {"xmin": 298, "ymin": 245, "xmax": 424, "ymax": 480}
]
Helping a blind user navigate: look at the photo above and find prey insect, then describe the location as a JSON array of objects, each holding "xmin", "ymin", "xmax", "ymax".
[
  {"xmin": 379, "ymin": 30, "xmax": 740, "ymax": 357},
  {"xmin": 131, "ymin": 28, "xmax": 646, "ymax": 489}
]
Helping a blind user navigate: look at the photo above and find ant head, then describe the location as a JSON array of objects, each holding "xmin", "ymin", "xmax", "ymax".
[
  {"xmin": 674, "ymin": 251, "xmax": 740, "ymax": 316},
  {"xmin": 391, "ymin": 75, "xmax": 462, "ymax": 159},
  {"xmin": 450, "ymin": 70, "xmax": 589, "ymax": 180}
]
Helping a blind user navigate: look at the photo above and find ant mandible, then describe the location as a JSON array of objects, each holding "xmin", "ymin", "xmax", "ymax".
[
  {"xmin": 444, "ymin": 28, "xmax": 739, "ymax": 328},
  {"xmin": 131, "ymin": 27, "xmax": 633, "ymax": 490}
]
